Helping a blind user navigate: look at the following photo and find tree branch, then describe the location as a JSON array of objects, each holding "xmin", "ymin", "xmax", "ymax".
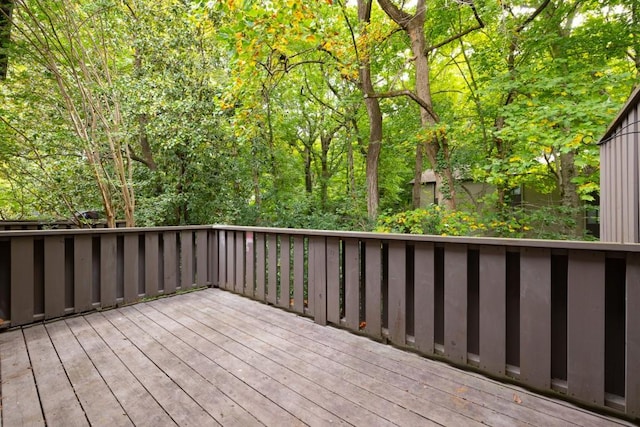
[
  {"xmin": 426, "ymin": 1, "xmax": 484, "ymax": 53},
  {"xmin": 366, "ymin": 89, "xmax": 439, "ymax": 121}
]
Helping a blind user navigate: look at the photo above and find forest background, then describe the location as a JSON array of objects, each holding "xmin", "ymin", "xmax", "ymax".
[{"xmin": 0, "ymin": 0, "xmax": 637, "ymax": 239}]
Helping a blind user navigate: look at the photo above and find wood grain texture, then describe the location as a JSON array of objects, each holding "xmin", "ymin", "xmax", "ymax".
[
  {"xmin": 365, "ymin": 239, "xmax": 382, "ymax": 338},
  {"xmin": 326, "ymin": 237, "xmax": 340, "ymax": 324},
  {"xmin": 626, "ymin": 252, "xmax": 640, "ymax": 417},
  {"xmin": 344, "ymin": 239, "xmax": 360, "ymax": 331},
  {"xmin": 444, "ymin": 244, "xmax": 467, "ymax": 364},
  {"xmin": 520, "ymin": 247, "xmax": 551, "ymax": 389},
  {"xmin": 1, "ymin": 288, "xmax": 634, "ymax": 427},
  {"xmin": 44, "ymin": 236, "xmax": 66, "ymax": 319},
  {"xmin": 267, "ymin": 234, "xmax": 277, "ymax": 305},
  {"xmin": 74, "ymin": 235, "xmax": 93, "ymax": 312},
  {"xmin": 144, "ymin": 233, "xmax": 159, "ymax": 298},
  {"xmin": 414, "ymin": 242, "xmax": 435, "ymax": 354},
  {"xmin": 278, "ymin": 235, "xmax": 291, "ymax": 309},
  {"xmin": 11, "ymin": 237, "xmax": 34, "ymax": 326},
  {"xmin": 293, "ymin": 235, "xmax": 305, "ymax": 314},
  {"xmin": 123, "ymin": 234, "xmax": 139, "ymax": 304},
  {"xmin": 388, "ymin": 241, "xmax": 406, "ymax": 345},
  {"xmin": 567, "ymin": 250, "xmax": 606, "ymax": 406},
  {"xmin": 479, "ymin": 245, "xmax": 506, "ymax": 377}
]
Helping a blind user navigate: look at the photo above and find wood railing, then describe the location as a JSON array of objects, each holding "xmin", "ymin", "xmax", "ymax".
[
  {"xmin": 211, "ymin": 225, "xmax": 639, "ymax": 421},
  {"xmin": 0, "ymin": 226, "xmax": 213, "ymax": 327},
  {"xmin": 1, "ymin": 224, "xmax": 638, "ymax": 420}
]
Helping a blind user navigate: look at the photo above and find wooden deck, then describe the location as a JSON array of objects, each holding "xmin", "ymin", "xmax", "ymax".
[{"xmin": 0, "ymin": 288, "xmax": 633, "ymax": 427}]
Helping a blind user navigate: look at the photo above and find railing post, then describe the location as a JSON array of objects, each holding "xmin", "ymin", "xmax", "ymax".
[
  {"xmin": 144, "ymin": 233, "xmax": 160, "ymax": 298},
  {"xmin": 196, "ymin": 230, "xmax": 208, "ymax": 287},
  {"xmin": 443, "ymin": 244, "xmax": 467, "ymax": 363},
  {"xmin": 11, "ymin": 237, "xmax": 34, "ymax": 326},
  {"xmin": 478, "ymin": 245, "xmax": 506, "ymax": 376},
  {"xmin": 74, "ymin": 235, "xmax": 93, "ymax": 312},
  {"xmin": 309, "ymin": 236, "xmax": 326, "ymax": 325},
  {"xmin": 326, "ymin": 237, "xmax": 340, "ymax": 324},
  {"xmin": 520, "ymin": 247, "xmax": 551, "ymax": 389},
  {"xmin": 100, "ymin": 235, "xmax": 117, "ymax": 308},
  {"xmin": 267, "ymin": 234, "xmax": 277, "ymax": 305},
  {"xmin": 626, "ymin": 252, "xmax": 640, "ymax": 417},
  {"xmin": 567, "ymin": 250, "xmax": 605, "ymax": 406},
  {"xmin": 364, "ymin": 239, "xmax": 382, "ymax": 339},
  {"xmin": 44, "ymin": 236, "xmax": 66, "ymax": 319},
  {"xmin": 388, "ymin": 240, "xmax": 406, "ymax": 346}
]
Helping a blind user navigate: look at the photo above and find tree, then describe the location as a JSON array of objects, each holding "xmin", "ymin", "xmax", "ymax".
[
  {"xmin": 10, "ymin": 0, "xmax": 135, "ymax": 226},
  {"xmin": 375, "ymin": 0, "xmax": 484, "ymax": 210}
]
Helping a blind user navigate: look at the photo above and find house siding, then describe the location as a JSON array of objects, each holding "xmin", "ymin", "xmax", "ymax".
[{"xmin": 599, "ymin": 91, "xmax": 640, "ymax": 242}]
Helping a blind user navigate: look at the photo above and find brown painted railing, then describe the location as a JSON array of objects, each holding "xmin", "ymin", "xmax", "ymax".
[
  {"xmin": 0, "ymin": 226, "xmax": 213, "ymax": 327},
  {"xmin": 211, "ymin": 225, "xmax": 639, "ymax": 421},
  {"xmin": 1, "ymin": 224, "xmax": 638, "ymax": 420}
]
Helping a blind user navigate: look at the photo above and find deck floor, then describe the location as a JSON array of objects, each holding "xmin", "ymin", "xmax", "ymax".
[{"xmin": 0, "ymin": 288, "xmax": 633, "ymax": 427}]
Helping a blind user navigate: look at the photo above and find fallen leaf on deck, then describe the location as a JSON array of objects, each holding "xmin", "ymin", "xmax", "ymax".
[
  {"xmin": 359, "ymin": 321, "xmax": 366, "ymax": 329},
  {"xmin": 513, "ymin": 393, "xmax": 522, "ymax": 404}
]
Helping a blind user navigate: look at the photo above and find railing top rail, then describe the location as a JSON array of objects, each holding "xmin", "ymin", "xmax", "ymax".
[
  {"xmin": 212, "ymin": 224, "xmax": 640, "ymax": 252},
  {"xmin": 0, "ymin": 225, "xmax": 213, "ymax": 238},
  {"xmin": 2, "ymin": 223, "xmax": 638, "ymax": 252}
]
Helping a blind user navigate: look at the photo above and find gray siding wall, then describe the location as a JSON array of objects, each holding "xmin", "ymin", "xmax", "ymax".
[{"xmin": 600, "ymin": 103, "xmax": 640, "ymax": 242}]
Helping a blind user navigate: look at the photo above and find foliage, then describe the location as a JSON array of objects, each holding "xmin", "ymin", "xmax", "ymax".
[
  {"xmin": 375, "ymin": 204, "xmax": 594, "ymax": 240},
  {"xmin": 0, "ymin": 0, "xmax": 637, "ymax": 240}
]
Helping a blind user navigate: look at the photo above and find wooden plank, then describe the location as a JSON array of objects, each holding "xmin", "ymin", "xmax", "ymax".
[
  {"xmin": 235, "ymin": 232, "xmax": 244, "ymax": 294},
  {"xmin": 520, "ymin": 247, "xmax": 551, "ymax": 389},
  {"xmin": 388, "ymin": 240, "xmax": 406, "ymax": 345},
  {"xmin": 267, "ymin": 234, "xmax": 277, "ymax": 305},
  {"xmin": 293, "ymin": 236, "xmax": 305, "ymax": 314},
  {"xmin": 74, "ymin": 235, "xmax": 93, "ymax": 312},
  {"xmin": 626, "ymin": 253, "xmax": 640, "ymax": 418},
  {"xmin": 23, "ymin": 325, "xmax": 87, "ymax": 425},
  {"xmin": 163, "ymin": 232, "xmax": 178, "ymax": 294},
  {"xmin": 278, "ymin": 235, "xmax": 291, "ymax": 309},
  {"xmin": 103, "ymin": 309, "xmax": 258, "ymax": 425},
  {"xmin": 45, "ymin": 321, "xmax": 132, "ymax": 426},
  {"xmin": 44, "ymin": 236, "xmax": 66, "ymax": 319},
  {"xmin": 211, "ymin": 289, "xmax": 631, "ymax": 427},
  {"xmin": 175, "ymin": 294, "xmax": 450, "ymax": 426},
  {"xmin": 144, "ymin": 233, "xmax": 160, "ymax": 298},
  {"xmin": 244, "ymin": 231, "xmax": 254, "ymax": 297},
  {"xmin": 153, "ymin": 296, "xmax": 397, "ymax": 426},
  {"xmin": 123, "ymin": 234, "xmax": 139, "ymax": 304},
  {"xmin": 0, "ymin": 330, "xmax": 45, "ymax": 425},
  {"xmin": 414, "ymin": 242, "xmax": 435, "ymax": 354},
  {"xmin": 100, "ymin": 235, "xmax": 117, "ymax": 308},
  {"xmin": 141, "ymin": 299, "xmax": 349, "ymax": 426},
  {"xmin": 310, "ymin": 236, "xmax": 326, "ymax": 324},
  {"xmin": 11, "ymin": 237, "xmax": 34, "ymax": 326},
  {"xmin": 479, "ymin": 245, "xmax": 506, "ymax": 377},
  {"xmin": 127, "ymin": 304, "xmax": 305, "ymax": 426},
  {"xmin": 217, "ymin": 230, "xmax": 226, "ymax": 289},
  {"xmin": 225, "ymin": 231, "xmax": 234, "ymax": 290},
  {"xmin": 365, "ymin": 239, "xmax": 382, "ymax": 338},
  {"xmin": 199, "ymin": 294, "xmax": 515, "ymax": 427},
  {"xmin": 444, "ymin": 244, "xmax": 467, "ymax": 364},
  {"xmin": 344, "ymin": 238, "xmax": 359, "ymax": 331},
  {"xmin": 65, "ymin": 316, "xmax": 176, "ymax": 426},
  {"xmin": 181, "ymin": 231, "xmax": 194, "ymax": 289},
  {"xmin": 86, "ymin": 313, "xmax": 218, "ymax": 426},
  {"xmin": 255, "ymin": 233, "xmax": 266, "ymax": 301},
  {"xmin": 326, "ymin": 237, "xmax": 340, "ymax": 324},
  {"xmin": 567, "ymin": 250, "xmax": 605, "ymax": 405},
  {"xmin": 209, "ymin": 230, "xmax": 218, "ymax": 286},
  {"xmin": 196, "ymin": 230, "xmax": 208, "ymax": 286}
]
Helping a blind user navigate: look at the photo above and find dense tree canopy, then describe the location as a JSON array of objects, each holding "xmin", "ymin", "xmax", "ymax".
[{"xmin": 0, "ymin": 0, "xmax": 636, "ymax": 238}]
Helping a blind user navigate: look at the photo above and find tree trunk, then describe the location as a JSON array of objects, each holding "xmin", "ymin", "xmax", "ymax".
[
  {"xmin": 358, "ymin": 0, "xmax": 382, "ymax": 220},
  {"xmin": 0, "ymin": 0, "xmax": 12, "ymax": 80},
  {"xmin": 378, "ymin": 0, "xmax": 457, "ymax": 210},
  {"xmin": 320, "ymin": 133, "xmax": 331, "ymax": 210},
  {"xmin": 304, "ymin": 144, "xmax": 312, "ymax": 194}
]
